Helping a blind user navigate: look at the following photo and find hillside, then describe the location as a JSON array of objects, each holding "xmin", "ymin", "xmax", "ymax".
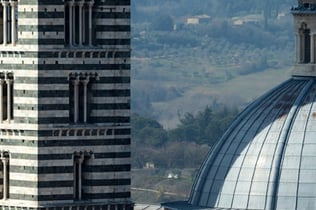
[{"xmin": 132, "ymin": 0, "xmax": 296, "ymax": 128}]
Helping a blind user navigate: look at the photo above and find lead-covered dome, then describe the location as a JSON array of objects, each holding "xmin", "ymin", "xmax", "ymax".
[{"xmin": 187, "ymin": 77, "xmax": 316, "ymax": 209}]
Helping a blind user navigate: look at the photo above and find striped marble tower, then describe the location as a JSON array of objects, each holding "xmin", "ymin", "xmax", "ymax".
[{"xmin": 0, "ymin": 0, "xmax": 132, "ymax": 209}]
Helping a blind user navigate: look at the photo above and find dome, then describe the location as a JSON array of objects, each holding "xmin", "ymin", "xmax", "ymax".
[
  {"xmin": 163, "ymin": 77, "xmax": 316, "ymax": 210},
  {"xmin": 187, "ymin": 77, "xmax": 316, "ymax": 209}
]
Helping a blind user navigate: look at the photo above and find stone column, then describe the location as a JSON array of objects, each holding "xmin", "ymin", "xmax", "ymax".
[
  {"xmin": 78, "ymin": 154, "xmax": 84, "ymax": 200},
  {"xmin": 296, "ymin": 33, "xmax": 300, "ymax": 63},
  {"xmin": 83, "ymin": 5, "xmax": 86, "ymax": 44},
  {"xmin": 83, "ymin": 79, "xmax": 89, "ymax": 123},
  {"xmin": 73, "ymin": 159, "xmax": 77, "ymax": 199},
  {"xmin": 88, "ymin": 2, "xmax": 94, "ymax": 46},
  {"xmin": 69, "ymin": 2, "xmax": 73, "ymax": 46},
  {"xmin": 72, "ymin": 3, "xmax": 76, "ymax": 45},
  {"xmin": 300, "ymin": 31, "xmax": 304, "ymax": 63},
  {"xmin": 10, "ymin": 1, "xmax": 16, "ymax": 45},
  {"xmin": 0, "ymin": 80, "xmax": 4, "ymax": 123},
  {"xmin": 2, "ymin": 2, "xmax": 8, "ymax": 45},
  {"xmin": 73, "ymin": 79, "xmax": 80, "ymax": 123},
  {"xmin": 311, "ymin": 33, "xmax": 315, "ymax": 63},
  {"xmin": 79, "ymin": 2, "xmax": 83, "ymax": 46},
  {"xmin": 6, "ymin": 79, "xmax": 12, "ymax": 123},
  {"xmin": 2, "ymin": 158, "xmax": 8, "ymax": 200}
]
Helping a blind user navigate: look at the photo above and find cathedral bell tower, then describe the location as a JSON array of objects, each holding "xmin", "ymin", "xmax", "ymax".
[
  {"xmin": 292, "ymin": 0, "xmax": 316, "ymax": 76},
  {"xmin": 0, "ymin": 0, "xmax": 132, "ymax": 209}
]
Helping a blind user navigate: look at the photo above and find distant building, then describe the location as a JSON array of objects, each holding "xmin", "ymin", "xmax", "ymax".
[
  {"xmin": 0, "ymin": 0, "xmax": 132, "ymax": 209},
  {"xmin": 145, "ymin": 162, "xmax": 155, "ymax": 169},
  {"xmin": 186, "ymin": 15, "xmax": 211, "ymax": 25}
]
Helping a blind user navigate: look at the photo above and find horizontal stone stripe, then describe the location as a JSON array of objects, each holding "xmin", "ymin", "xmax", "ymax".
[
  {"xmin": 18, "ymin": 39, "xmax": 65, "ymax": 45},
  {"xmin": 10, "ymin": 164, "xmax": 130, "ymax": 174},
  {"xmin": 18, "ymin": 24, "xmax": 64, "ymax": 31},
  {"xmin": 97, "ymin": 13, "xmax": 130, "ymax": 19},
  {"xmin": 97, "ymin": 19, "xmax": 130, "ymax": 25},
  {"xmin": 85, "ymin": 164, "xmax": 130, "ymax": 173},
  {"xmin": 94, "ymin": 89, "xmax": 130, "ymax": 97},
  {"xmin": 90, "ymin": 110, "xmax": 129, "ymax": 117},
  {"xmin": 84, "ymin": 192, "xmax": 130, "ymax": 199},
  {"xmin": 9, "ymin": 193, "xmax": 38, "ymax": 201},
  {"xmin": 93, "ymin": 97, "xmax": 130, "ymax": 104},
  {"xmin": 98, "ymin": 33, "xmax": 130, "ymax": 40},
  {"xmin": 11, "ymin": 152, "xmax": 130, "ymax": 160},
  {"xmin": 38, "ymin": 64, "xmax": 130, "ymax": 70},
  {"xmin": 114, "ymin": 128, "xmax": 131, "ymax": 135},
  {"xmin": 20, "ymin": 0, "xmax": 129, "ymax": 5},
  {"xmin": 37, "ymin": 138, "xmax": 130, "ymax": 147},
  {"xmin": 11, "ymin": 180, "xmax": 72, "ymax": 188},
  {"xmin": 94, "ymin": 152, "xmax": 130, "ymax": 159},
  {"xmin": 83, "ymin": 179, "xmax": 130, "ymax": 186},
  {"xmin": 10, "ymin": 179, "xmax": 130, "ymax": 188},
  {"xmin": 19, "ymin": 12, "xmax": 64, "ymax": 19},
  {"xmin": 12, "ymin": 153, "xmax": 72, "ymax": 160},
  {"xmin": 16, "ymin": 103, "xmax": 130, "ymax": 111},
  {"xmin": 88, "ymin": 116, "xmax": 130, "ymax": 124},
  {"xmin": 0, "ymin": 64, "xmax": 37, "ymax": 70},
  {"xmin": 11, "ymin": 172, "xmax": 130, "ymax": 182},
  {"xmin": 0, "ymin": 139, "xmax": 38, "ymax": 146},
  {"xmin": 14, "ymin": 76, "xmax": 130, "ymax": 84},
  {"xmin": 10, "ymin": 192, "xmax": 130, "ymax": 201},
  {"xmin": 98, "ymin": 77, "xmax": 130, "ymax": 84},
  {"xmin": 20, "ymin": 0, "xmax": 63, "ymax": 5},
  {"xmin": 91, "ymin": 103, "xmax": 130, "ymax": 110},
  {"xmin": 35, "ymin": 116, "xmax": 129, "ymax": 124},
  {"xmin": 98, "ymin": 0, "xmax": 130, "ymax": 5},
  {"xmin": 16, "ymin": 104, "xmax": 68, "ymax": 111},
  {"xmin": 95, "ymin": 25, "xmax": 130, "ymax": 32},
  {"xmin": 14, "ymin": 89, "xmax": 130, "ymax": 98},
  {"xmin": 14, "ymin": 117, "xmax": 38, "ymax": 124},
  {"xmin": 96, "ymin": 39, "xmax": 130, "ymax": 45}
]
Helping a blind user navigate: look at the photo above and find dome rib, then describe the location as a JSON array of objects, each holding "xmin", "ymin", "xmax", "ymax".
[
  {"xmin": 292, "ymin": 81, "xmax": 316, "ymax": 209},
  {"xmin": 267, "ymin": 79, "xmax": 313, "ymax": 209}
]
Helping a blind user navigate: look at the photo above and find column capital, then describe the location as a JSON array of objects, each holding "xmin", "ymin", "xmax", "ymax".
[
  {"xmin": 9, "ymin": 0, "xmax": 16, "ymax": 5},
  {"xmin": 5, "ymin": 78, "xmax": 12, "ymax": 84},
  {"xmin": 88, "ymin": 1, "xmax": 94, "ymax": 7},
  {"xmin": 2, "ymin": 158, "xmax": 8, "ymax": 164},
  {"xmin": 2, "ymin": 1, "xmax": 8, "ymax": 6},
  {"xmin": 72, "ymin": 78, "xmax": 80, "ymax": 85},
  {"xmin": 82, "ymin": 78, "xmax": 89, "ymax": 85}
]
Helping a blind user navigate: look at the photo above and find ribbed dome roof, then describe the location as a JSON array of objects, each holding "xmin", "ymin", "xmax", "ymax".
[{"xmin": 187, "ymin": 77, "xmax": 316, "ymax": 209}]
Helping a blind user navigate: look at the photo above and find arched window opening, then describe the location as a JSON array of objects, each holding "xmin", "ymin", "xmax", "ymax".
[
  {"xmin": 0, "ymin": 1, "xmax": 18, "ymax": 45},
  {"xmin": 299, "ymin": 23, "xmax": 311, "ymax": 63},
  {"xmin": 0, "ymin": 151, "xmax": 9, "ymax": 200},
  {"xmin": 73, "ymin": 151, "xmax": 92, "ymax": 201},
  {"xmin": 64, "ymin": 0, "xmax": 95, "ymax": 47},
  {"xmin": 0, "ymin": 72, "xmax": 14, "ymax": 123},
  {"xmin": 69, "ymin": 72, "xmax": 97, "ymax": 124}
]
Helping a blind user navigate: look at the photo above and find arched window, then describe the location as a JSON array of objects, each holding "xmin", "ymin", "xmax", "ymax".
[
  {"xmin": 69, "ymin": 72, "xmax": 97, "ymax": 124},
  {"xmin": 64, "ymin": 0, "xmax": 95, "ymax": 46},
  {"xmin": 0, "ymin": 72, "xmax": 14, "ymax": 123},
  {"xmin": 0, "ymin": 0, "xmax": 18, "ymax": 45},
  {"xmin": 73, "ymin": 151, "xmax": 92, "ymax": 200},
  {"xmin": 0, "ymin": 151, "xmax": 9, "ymax": 200},
  {"xmin": 299, "ymin": 23, "xmax": 311, "ymax": 63}
]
